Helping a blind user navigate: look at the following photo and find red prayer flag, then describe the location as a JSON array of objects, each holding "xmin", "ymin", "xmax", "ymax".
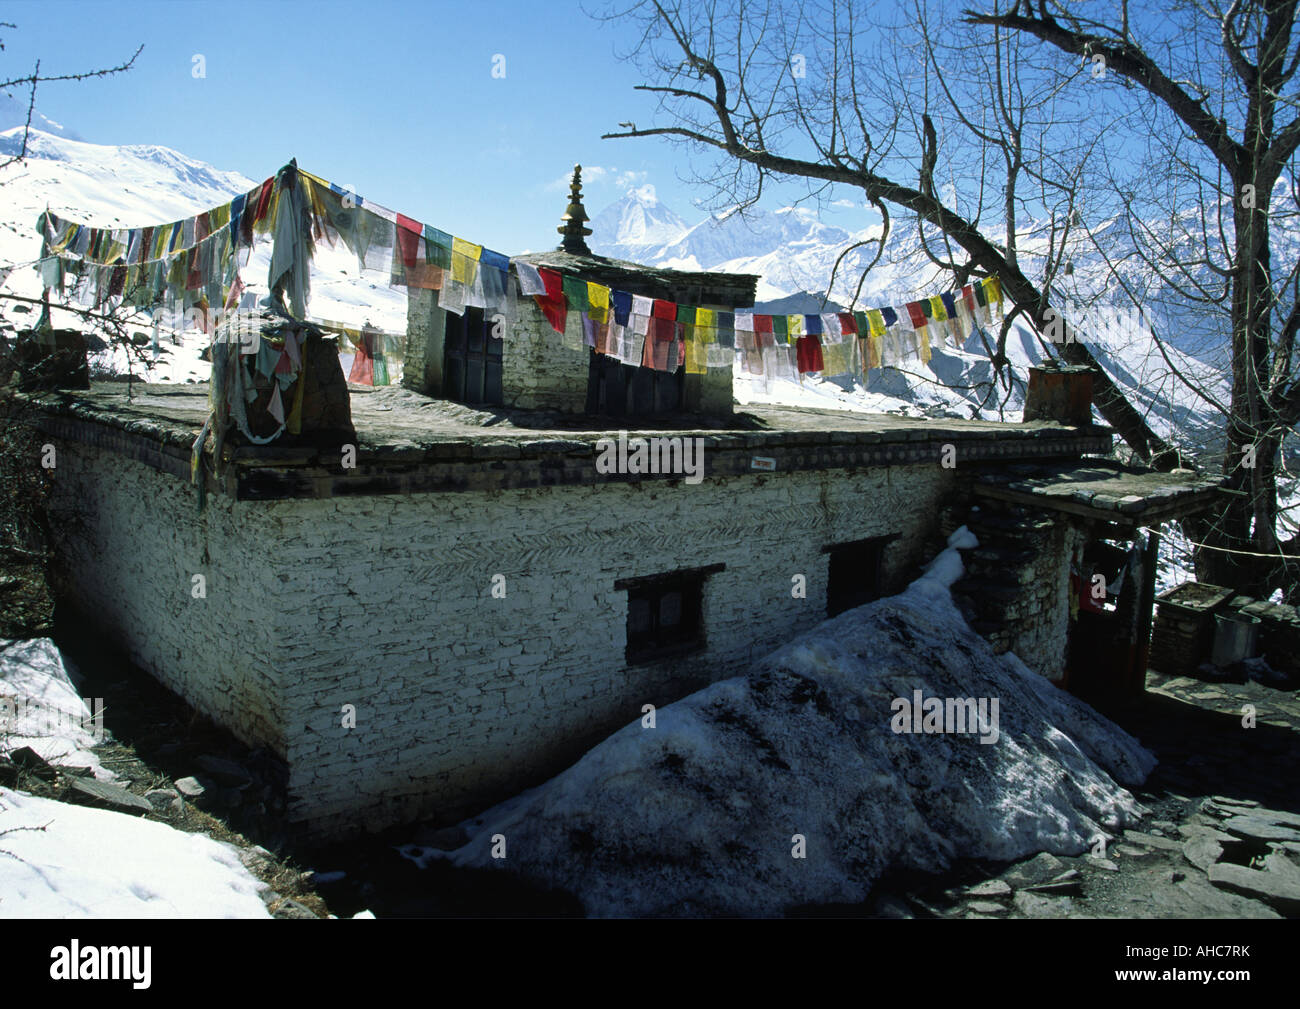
[
  {"xmin": 652, "ymin": 299, "xmax": 677, "ymax": 320},
  {"xmin": 906, "ymin": 301, "xmax": 927, "ymax": 330},
  {"xmin": 796, "ymin": 334, "xmax": 825, "ymax": 374},
  {"xmin": 534, "ymin": 267, "xmax": 567, "ymax": 334},
  {"xmin": 837, "ymin": 312, "xmax": 858, "ymax": 335},
  {"xmin": 348, "ymin": 332, "xmax": 375, "ymax": 385},
  {"xmin": 253, "ymin": 178, "xmax": 275, "ymax": 225},
  {"xmin": 395, "ymin": 214, "xmax": 423, "ymax": 269}
]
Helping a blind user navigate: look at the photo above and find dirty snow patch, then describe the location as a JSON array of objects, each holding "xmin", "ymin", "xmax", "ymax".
[
  {"xmin": 1, "ymin": 639, "xmax": 112, "ymax": 780},
  {"xmin": 434, "ymin": 529, "xmax": 1155, "ymax": 916}
]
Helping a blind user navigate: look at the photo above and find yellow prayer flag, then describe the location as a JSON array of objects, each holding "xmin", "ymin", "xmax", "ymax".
[
  {"xmin": 450, "ymin": 237, "xmax": 483, "ymax": 286},
  {"xmin": 686, "ymin": 333, "xmax": 708, "ymax": 374},
  {"xmin": 920, "ymin": 328, "xmax": 931, "ymax": 364},
  {"xmin": 695, "ymin": 307, "xmax": 715, "ymax": 328},
  {"xmin": 787, "ymin": 315, "xmax": 804, "ymax": 337},
  {"xmin": 984, "ymin": 276, "xmax": 1002, "ymax": 305},
  {"xmin": 929, "ymin": 295, "xmax": 948, "ymax": 321},
  {"xmin": 867, "ymin": 309, "xmax": 886, "ymax": 338},
  {"xmin": 452, "ymin": 237, "xmax": 482, "ymax": 264},
  {"xmin": 587, "ymin": 282, "xmax": 610, "ymax": 324}
]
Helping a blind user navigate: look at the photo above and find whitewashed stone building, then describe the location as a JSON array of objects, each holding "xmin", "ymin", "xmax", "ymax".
[{"xmin": 32, "ymin": 187, "xmax": 1223, "ymax": 841}]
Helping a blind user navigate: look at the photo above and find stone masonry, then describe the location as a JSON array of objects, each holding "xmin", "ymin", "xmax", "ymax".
[{"xmin": 47, "ymin": 431, "xmax": 957, "ymax": 840}]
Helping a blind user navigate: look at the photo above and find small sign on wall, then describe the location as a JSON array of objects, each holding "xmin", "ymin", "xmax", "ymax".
[{"xmin": 751, "ymin": 456, "xmax": 777, "ymax": 471}]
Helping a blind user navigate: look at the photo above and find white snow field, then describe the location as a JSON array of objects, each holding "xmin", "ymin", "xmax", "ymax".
[
  {"xmin": 430, "ymin": 529, "xmax": 1156, "ymax": 917},
  {"xmin": 0, "ymin": 786, "xmax": 270, "ymax": 918},
  {"xmin": 0, "ymin": 637, "xmax": 272, "ymax": 918}
]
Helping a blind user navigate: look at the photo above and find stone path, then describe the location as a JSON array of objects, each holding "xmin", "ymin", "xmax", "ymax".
[{"xmin": 872, "ymin": 671, "xmax": 1300, "ymax": 919}]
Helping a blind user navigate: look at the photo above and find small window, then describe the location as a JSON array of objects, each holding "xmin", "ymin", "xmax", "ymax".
[
  {"xmin": 616, "ymin": 564, "xmax": 723, "ymax": 664},
  {"xmin": 825, "ymin": 536, "xmax": 895, "ymax": 617}
]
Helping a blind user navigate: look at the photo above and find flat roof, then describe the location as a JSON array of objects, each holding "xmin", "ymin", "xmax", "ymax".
[
  {"xmin": 971, "ymin": 461, "xmax": 1225, "ymax": 525},
  {"xmin": 31, "ymin": 382, "xmax": 1116, "ymax": 500}
]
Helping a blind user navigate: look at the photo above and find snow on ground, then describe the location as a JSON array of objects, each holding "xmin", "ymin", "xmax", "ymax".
[
  {"xmin": 428, "ymin": 529, "xmax": 1155, "ymax": 917},
  {"xmin": 1, "ymin": 638, "xmax": 112, "ymax": 780},
  {"xmin": 0, "ymin": 787, "xmax": 270, "ymax": 918}
]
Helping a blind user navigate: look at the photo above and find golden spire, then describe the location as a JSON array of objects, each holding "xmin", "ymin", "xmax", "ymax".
[{"xmin": 557, "ymin": 164, "xmax": 593, "ymax": 254}]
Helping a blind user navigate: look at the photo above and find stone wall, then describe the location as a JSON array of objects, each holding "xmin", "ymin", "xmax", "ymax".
[
  {"xmin": 47, "ymin": 441, "xmax": 957, "ymax": 840},
  {"xmin": 498, "ymin": 297, "xmax": 590, "ymax": 413},
  {"xmin": 947, "ymin": 501, "xmax": 1083, "ymax": 683},
  {"xmin": 47, "ymin": 441, "xmax": 287, "ymax": 753},
  {"xmin": 400, "ymin": 288, "xmax": 446, "ymax": 399}
]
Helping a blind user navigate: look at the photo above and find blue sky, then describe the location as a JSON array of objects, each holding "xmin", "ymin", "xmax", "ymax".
[{"xmin": 1, "ymin": 0, "xmax": 875, "ymax": 254}]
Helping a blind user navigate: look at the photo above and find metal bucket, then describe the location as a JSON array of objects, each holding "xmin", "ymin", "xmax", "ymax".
[{"xmin": 1211, "ymin": 613, "xmax": 1261, "ymax": 667}]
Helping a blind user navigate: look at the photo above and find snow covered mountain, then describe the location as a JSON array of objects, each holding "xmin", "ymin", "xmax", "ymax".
[
  {"xmin": 0, "ymin": 127, "xmax": 409, "ymax": 381},
  {"xmin": 589, "ymin": 184, "xmax": 690, "ymax": 250}
]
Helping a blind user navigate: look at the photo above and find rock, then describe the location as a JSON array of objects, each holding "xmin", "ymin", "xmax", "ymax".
[
  {"xmin": 239, "ymin": 845, "xmax": 276, "ymax": 871},
  {"xmin": 1212, "ymin": 795, "xmax": 1260, "ymax": 809},
  {"xmin": 1172, "ymin": 871, "xmax": 1186, "ymax": 883},
  {"xmin": 1221, "ymin": 816, "xmax": 1300, "ymax": 843},
  {"xmin": 1197, "ymin": 798, "xmax": 1233, "ymax": 819},
  {"xmin": 62, "ymin": 777, "xmax": 153, "ymax": 816},
  {"xmin": 1019, "ymin": 878, "xmax": 1081, "ymax": 894},
  {"xmin": 1208, "ymin": 862, "xmax": 1300, "ymax": 915},
  {"xmin": 6, "ymin": 746, "xmax": 57, "ymax": 781},
  {"xmin": 966, "ymin": 879, "xmax": 1012, "ymax": 898},
  {"xmin": 196, "ymin": 754, "xmax": 252, "ymax": 786},
  {"xmin": 174, "ymin": 776, "xmax": 206, "ymax": 799},
  {"xmin": 1013, "ymin": 891, "xmax": 1072, "ymax": 918},
  {"xmin": 1151, "ymin": 820, "xmax": 1177, "ymax": 831},
  {"xmin": 1086, "ymin": 857, "xmax": 1119, "ymax": 871},
  {"xmin": 967, "ymin": 900, "xmax": 1008, "ymax": 915},
  {"xmin": 1178, "ymin": 823, "xmax": 1236, "ymax": 843},
  {"xmin": 1115, "ymin": 844, "xmax": 1156, "ymax": 858},
  {"xmin": 1123, "ymin": 829, "xmax": 1185, "ymax": 851},
  {"xmin": 1183, "ymin": 837, "xmax": 1225, "ymax": 872},
  {"xmin": 270, "ymin": 898, "xmax": 319, "ymax": 920},
  {"xmin": 1252, "ymin": 807, "xmax": 1300, "ymax": 829},
  {"xmin": 1002, "ymin": 852, "xmax": 1065, "ymax": 890},
  {"xmin": 145, "ymin": 788, "xmax": 181, "ymax": 811}
]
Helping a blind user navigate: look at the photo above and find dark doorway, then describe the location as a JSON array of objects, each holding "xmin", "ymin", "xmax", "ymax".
[
  {"xmin": 443, "ymin": 307, "xmax": 503, "ymax": 406},
  {"xmin": 586, "ymin": 349, "xmax": 684, "ymax": 418},
  {"xmin": 825, "ymin": 536, "xmax": 895, "ymax": 617}
]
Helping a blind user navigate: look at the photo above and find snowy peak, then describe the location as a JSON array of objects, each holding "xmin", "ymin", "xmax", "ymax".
[
  {"xmin": 0, "ymin": 128, "xmax": 257, "ymax": 226},
  {"xmin": 590, "ymin": 184, "xmax": 690, "ymax": 251},
  {"xmin": 0, "ymin": 94, "xmax": 81, "ymax": 141}
]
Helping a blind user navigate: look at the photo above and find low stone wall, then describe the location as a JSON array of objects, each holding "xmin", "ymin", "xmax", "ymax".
[
  {"xmin": 1149, "ymin": 583, "xmax": 1235, "ymax": 676},
  {"xmin": 1223, "ymin": 594, "xmax": 1300, "ymax": 676}
]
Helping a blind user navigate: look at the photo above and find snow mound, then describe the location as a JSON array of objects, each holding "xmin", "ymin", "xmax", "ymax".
[
  {"xmin": 0, "ymin": 787, "xmax": 270, "ymax": 917},
  {"xmin": 1, "ymin": 639, "xmax": 112, "ymax": 780},
  {"xmin": 439, "ymin": 529, "xmax": 1155, "ymax": 917}
]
